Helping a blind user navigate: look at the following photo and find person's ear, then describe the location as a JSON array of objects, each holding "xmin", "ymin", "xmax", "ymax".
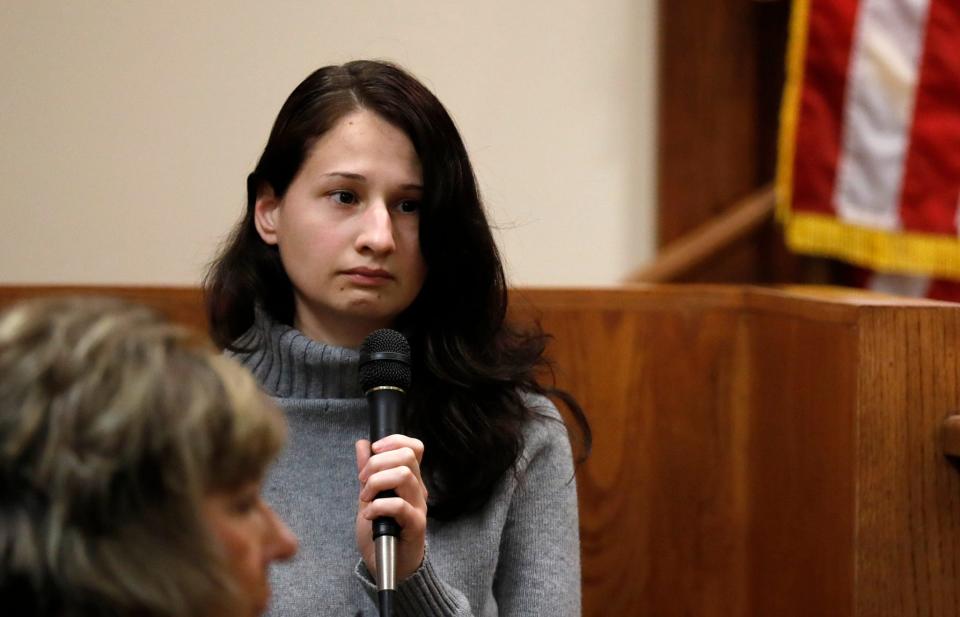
[{"xmin": 254, "ymin": 185, "xmax": 281, "ymax": 245}]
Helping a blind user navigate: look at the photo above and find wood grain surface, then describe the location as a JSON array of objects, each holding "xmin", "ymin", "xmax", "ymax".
[
  {"xmin": 657, "ymin": 0, "xmax": 793, "ymax": 284},
  {"xmin": 514, "ymin": 286, "xmax": 960, "ymax": 617},
  {"xmin": 0, "ymin": 285, "xmax": 206, "ymax": 332},
  {"xmin": 855, "ymin": 307, "xmax": 960, "ymax": 616}
]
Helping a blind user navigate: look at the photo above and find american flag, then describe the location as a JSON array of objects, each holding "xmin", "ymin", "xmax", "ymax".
[{"xmin": 776, "ymin": 0, "xmax": 960, "ymax": 300}]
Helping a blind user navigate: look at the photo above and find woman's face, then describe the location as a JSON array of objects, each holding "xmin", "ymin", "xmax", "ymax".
[
  {"xmin": 202, "ymin": 480, "xmax": 298, "ymax": 617},
  {"xmin": 255, "ymin": 109, "xmax": 428, "ymax": 347}
]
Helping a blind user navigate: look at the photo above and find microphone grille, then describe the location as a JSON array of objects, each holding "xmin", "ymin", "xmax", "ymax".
[{"xmin": 359, "ymin": 329, "xmax": 411, "ymax": 392}]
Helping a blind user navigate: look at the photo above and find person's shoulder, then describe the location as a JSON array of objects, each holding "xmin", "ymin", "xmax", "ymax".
[
  {"xmin": 511, "ymin": 391, "xmax": 577, "ymax": 487},
  {"xmin": 223, "ymin": 307, "xmax": 275, "ymax": 364},
  {"xmin": 518, "ymin": 392, "xmax": 570, "ymax": 451},
  {"xmin": 224, "ymin": 327, "xmax": 261, "ymax": 365},
  {"xmin": 520, "ymin": 391, "xmax": 563, "ymax": 422}
]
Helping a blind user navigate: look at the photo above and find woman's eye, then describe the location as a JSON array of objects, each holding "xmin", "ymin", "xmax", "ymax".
[
  {"xmin": 230, "ymin": 492, "xmax": 259, "ymax": 515},
  {"xmin": 232, "ymin": 499, "xmax": 253, "ymax": 514},
  {"xmin": 330, "ymin": 190, "xmax": 357, "ymax": 205},
  {"xmin": 396, "ymin": 200, "xmax": 420, "ymax": 214}
]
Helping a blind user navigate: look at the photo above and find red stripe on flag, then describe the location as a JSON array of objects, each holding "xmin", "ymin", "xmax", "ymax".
[
  {"xmin": 791, "ymin": 0, "xmax": 861, "ymax": 217},
  {"xmin": 898, "ymin": 0, "xmax": 960, "ymax": 235},
  {"xmin": 927, "ymin": 278, "xmax": 960, "ymax": 302}
]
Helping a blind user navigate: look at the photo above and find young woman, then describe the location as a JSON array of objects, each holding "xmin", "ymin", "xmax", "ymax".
[
  {"xmin": 0, "ymin": 296, "xmax": 298, "ymax": 617},
  {"xmin": 205, "ymin": 59, "xmax": 590, "ymax": 616}
]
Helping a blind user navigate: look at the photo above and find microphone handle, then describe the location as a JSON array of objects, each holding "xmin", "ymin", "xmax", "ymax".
[
  {"xmin": 368, "ymin": 388, "xmax": 403, "ymax": 439},
  {"xmin": 367, "ymin": 388, "xmax": 404, "ymax": 539}
]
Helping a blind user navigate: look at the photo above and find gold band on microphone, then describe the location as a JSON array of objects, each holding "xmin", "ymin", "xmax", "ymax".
[{"xmin": 366, "ymin": 386, "xmax": 406, "ymax": 394}]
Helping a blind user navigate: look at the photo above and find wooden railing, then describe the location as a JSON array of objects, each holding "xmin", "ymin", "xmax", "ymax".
[{"xmin": 627, "ymin": 185, "xmax": 776, "ymax": 283}]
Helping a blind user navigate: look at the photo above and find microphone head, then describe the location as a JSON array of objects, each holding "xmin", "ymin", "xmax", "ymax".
[{"xmin": 359, "ymin": 329, "xmax": 411, "ymax": 392}]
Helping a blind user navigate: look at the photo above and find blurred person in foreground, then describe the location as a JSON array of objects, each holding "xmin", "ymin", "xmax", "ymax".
[{"xmin": 0, "ymin": 296, "xmax": 298, "ymax": 617}]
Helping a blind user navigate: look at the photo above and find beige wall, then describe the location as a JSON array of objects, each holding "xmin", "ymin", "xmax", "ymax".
[{"xmin": 0, "ymin": 1, "xmax": 656, "ymax": 286}]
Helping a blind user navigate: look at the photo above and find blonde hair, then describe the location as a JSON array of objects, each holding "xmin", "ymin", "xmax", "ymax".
[{"xmin": 0, "ymin": 296, "xmax": 286, "ymax": 616}]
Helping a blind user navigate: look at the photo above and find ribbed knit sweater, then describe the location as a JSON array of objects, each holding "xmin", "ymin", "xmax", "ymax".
[{"xmin": 230, "ymin": 312, "xmax": 582, "ymax": 616}]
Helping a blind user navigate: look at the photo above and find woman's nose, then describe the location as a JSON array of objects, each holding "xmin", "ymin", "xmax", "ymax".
[
  {"xmin": 265, "ymin": 504, "xmax": 298, "ymax": 562},
  {"xmin": 355, "ymin": 202, "xmax": 396, "ymax": 255}
]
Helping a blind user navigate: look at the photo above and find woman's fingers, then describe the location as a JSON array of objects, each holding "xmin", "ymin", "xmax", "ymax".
[
  {"xmin": 371, "ymin": 434, "xmax": 424, "ymax": 462},
  {"xmin": 359, "ymin": 465, "xmax": 426, "ymax": 505},
  {"xmin": 358, "ymin": 435, "xmax": 428, "ymax": 498},
  {"xmin": 355, "ymin": 435, "xmax": 429, "ymax": 539},
  {"xmin": 360, "ymin": 447, "xmax": 424, "ymax": 485},
  {"xmin": 354, "ymin": 436, "xmax": 428, "ymax": 581},
  {"xmin": 359, "ymin": 496, "xmax": 426, "ymax": 533}
]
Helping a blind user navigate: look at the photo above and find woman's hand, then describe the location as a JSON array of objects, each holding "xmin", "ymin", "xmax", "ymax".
[{"xmin": 355, "ymin": 435, "xmax": 428, "ymax": 582}]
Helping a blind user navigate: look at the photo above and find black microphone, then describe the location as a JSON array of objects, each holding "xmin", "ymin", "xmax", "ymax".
[{"xmin": 359, "ymin": 328, "xmax": 411, "ymax": 617}]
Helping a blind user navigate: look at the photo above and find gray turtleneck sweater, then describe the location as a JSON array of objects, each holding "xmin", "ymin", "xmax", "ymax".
[{"xmin": 230, "ymin": 312, "xmax": 581, "ymax": 617}]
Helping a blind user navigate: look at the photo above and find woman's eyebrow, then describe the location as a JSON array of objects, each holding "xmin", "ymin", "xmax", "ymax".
[
  {"xmin": 323, "ymin": 171, "xmax": 423, "ymax": 192},
  {"xmin": 323, "ymin": 171, "xmax": 365, "ymax": 181},
  {"xmin": 323, "ymin": 171, "xmax": 423, "ymax": 191}
]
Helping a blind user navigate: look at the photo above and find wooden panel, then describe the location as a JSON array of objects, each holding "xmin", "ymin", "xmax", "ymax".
[
  {"xmin": 0, "ymin": 285, "xmax": 206, "ymax": 333},
  {"xmin": 657, "ymin": 0, "xmax": 795, "ymax": 283},
  {"xmin": 658, "ymin": 0, "xmax": 759, "ymax": 243},
  {"xmin": 516, "ymin": 286, "xmax": 960, "ymax": 617},
  {"xmin": 855, "ymin": 307, "xmax": 960, "ymax": 616},
  {"xmin": 744, "ymin": 308, "xmax": 857, "ymax": 616},
  {"xmin": 513, "ymin": 287, "xmax": 750, "ymax": 616}
]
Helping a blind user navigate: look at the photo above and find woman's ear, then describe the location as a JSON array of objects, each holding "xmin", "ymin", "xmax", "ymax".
[{"xmin": 253, "ymin": 186, "xmax": 281, "ymax": 246}]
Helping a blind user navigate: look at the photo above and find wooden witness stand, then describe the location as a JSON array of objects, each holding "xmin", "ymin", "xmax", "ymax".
[{"xmin": 2, "ymin": 284, "xmax": 959, "ymax": 616}]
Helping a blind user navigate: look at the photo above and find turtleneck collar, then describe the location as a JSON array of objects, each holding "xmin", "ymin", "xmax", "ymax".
[{"xmin": 230, "ymin": 308, "xmax": 363, "ymax": 400}]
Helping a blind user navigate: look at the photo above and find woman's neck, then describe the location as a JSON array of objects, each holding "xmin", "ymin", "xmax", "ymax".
[{"xmin": 292, "ymin": 305, "xmax": 388, "ymax": 349}]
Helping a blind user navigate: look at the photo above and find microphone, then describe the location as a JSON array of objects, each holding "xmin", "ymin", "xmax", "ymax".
[{"xmin": 359, "ymin": 328, "xmax": 411, "ymax": 617}]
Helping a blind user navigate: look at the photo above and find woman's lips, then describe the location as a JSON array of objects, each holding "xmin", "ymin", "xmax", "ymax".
[{"xmin": 342, "ymin": 267, "xmax": 393, "ymax": 286}]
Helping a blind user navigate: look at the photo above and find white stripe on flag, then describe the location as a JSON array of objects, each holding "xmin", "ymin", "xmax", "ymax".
[
  {"xmin": 956, "ymin": 191, "xmax": 960, "ymax": 236},
  {"xmin": 868, "ymin": 271, "xmax": 932, "ymax": 297},
  {"xmin": 833, "ymin": 0, "xmax": 931, "ymax": 230}
]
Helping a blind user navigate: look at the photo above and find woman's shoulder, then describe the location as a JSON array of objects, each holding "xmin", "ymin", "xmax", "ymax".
[
  {"xmin": 520, "ymin": 391, "xmax": 562, "ymax": 421},
  {"xmin": 223, "ymin": 307, "xmax": 273, "ymax": 363},
  {"xmin": 517, "ymin": 391, "xmax": 572, "ymax": 456},
  {"xmin": 503, "ymin": 391, "xmax": 577, "ymax": 495}
]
